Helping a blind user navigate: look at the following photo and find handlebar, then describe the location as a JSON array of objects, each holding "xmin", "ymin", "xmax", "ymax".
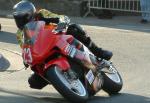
[{"xmin": 55, "ymin": 22, "xmax": 68, "ymax": 33}]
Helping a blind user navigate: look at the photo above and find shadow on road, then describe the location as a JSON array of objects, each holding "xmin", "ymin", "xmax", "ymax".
[
  {"xmin": 0, "ymin": 31, "xmax": 17, "ymax": 44},
  {"xmin": 0, "ymin": 87, "xmax": 149, "ymax": 103},
  {"xmin": 0, "ymin": 54, "xmax": 10, "ymax": 71},
  {"xmin": 0, "ymin": 95, "xmax": 68, "ymax": 103},
  {"xmin": 0, "ymin": 87, "xmax": 68, "ymax": 103},
  {"xmin": 88, "ymin": 93, "xmax": 150, "ymax": 103}
]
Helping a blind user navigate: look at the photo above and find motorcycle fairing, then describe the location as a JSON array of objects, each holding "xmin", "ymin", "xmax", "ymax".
[
  {"xmin": 23, "ymin": 21, "xmax": 72, "ymax": 72},
  {"xmin": 22, "ymin": 21, "xmax": 102, "ymax": 93},
  {"xmin": 44, "ymin": 57, "xmax": 70, "ymax": 71},
  {"xmin": 23, "ymin": 21, "xmax": 63, "ymax": 65}
]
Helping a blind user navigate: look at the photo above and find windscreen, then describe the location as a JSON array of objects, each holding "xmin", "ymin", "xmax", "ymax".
[{"xmin": 23, "ymin": 21, "xmax": 45, "ymax": 45}]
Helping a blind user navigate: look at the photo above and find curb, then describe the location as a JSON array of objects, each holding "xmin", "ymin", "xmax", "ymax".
[
  {"xmin": 6, "ymin": 14, "xmax": 13, "ymax": 18},
  {"xmin": 0, "ymin": 10, "xmax": 13, "ymax": 19},
  {"xmin": 0, "ymin": 14, "xmax": 13, "ymax": 19}
]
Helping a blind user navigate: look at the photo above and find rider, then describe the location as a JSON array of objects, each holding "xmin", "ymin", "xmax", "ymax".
[{"xmin": 13, "ymin": 1, "xmax": 113, "ymax": 89}]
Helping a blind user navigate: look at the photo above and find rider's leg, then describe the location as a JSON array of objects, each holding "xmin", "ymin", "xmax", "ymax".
[{"xmin": 66, "ymin": 24, "xmax": 113, "ymax": 60}]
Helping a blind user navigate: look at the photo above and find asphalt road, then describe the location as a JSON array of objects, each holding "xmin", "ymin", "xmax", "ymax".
[{"xmin": 0, "ymin": 17, "xmax": 150, "ymax": 103}]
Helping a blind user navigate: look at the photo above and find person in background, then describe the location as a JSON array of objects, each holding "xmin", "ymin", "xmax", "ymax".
[
  {"xmin": 140, "ymin": 0, "xmax": 150, "ymax": 23},
  {"xmin": 0, "ymin": 24, "xmax": 1, "ymax": 31}
]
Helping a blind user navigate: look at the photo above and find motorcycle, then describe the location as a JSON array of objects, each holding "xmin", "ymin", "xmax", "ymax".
[{"xmin": 22, "ymin": 21, "xmax": 123, "ymax": 103}]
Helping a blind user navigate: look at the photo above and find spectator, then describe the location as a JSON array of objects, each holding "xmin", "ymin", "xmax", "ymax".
[{"xmin": 140, "ymin": 0, "xmax": 150, "ymax": 23}]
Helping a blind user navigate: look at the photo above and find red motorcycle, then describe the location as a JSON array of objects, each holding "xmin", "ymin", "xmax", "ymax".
[{"xmin": 22, "ymin": 21, "xmax": 123, "ymax": 103}]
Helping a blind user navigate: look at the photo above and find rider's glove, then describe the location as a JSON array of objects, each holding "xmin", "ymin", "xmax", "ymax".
[
  {"xmin": 59, "ymin": 16, "xmax": 70, "ymax": 25},
  {"xmin": 64, "ymin": 16, "xmax": 70, "ymax": 25},
  {"xmin": 23, "ymin": 61, "xmax": 29, "ymax": 68},
  {"xmin": 57, "ymin": 22, "xmax": 67, "ymax": 30}
]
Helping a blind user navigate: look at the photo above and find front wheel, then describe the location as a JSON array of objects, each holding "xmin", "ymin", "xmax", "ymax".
[
  {"xmin": 101, "ymin": 61, "xmax": 123, "ymax": 95},
  {"xmin": 46, "ymin": 66, "xmax": 88, "ymax": 103}
]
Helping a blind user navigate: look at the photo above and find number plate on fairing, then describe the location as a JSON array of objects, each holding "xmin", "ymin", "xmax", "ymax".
[{"xmin": 86, "ymin": 70, "xmax": 94, "ymax": 85}]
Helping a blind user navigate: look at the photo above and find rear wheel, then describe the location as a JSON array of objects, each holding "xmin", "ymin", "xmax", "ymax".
[
  {"xmin": 46, "ymin": 66, "xmax": 88, "ymax": 103},
  {"xmin": 101, "ymin": 61, "xmax": 123, "ymax": 95}
]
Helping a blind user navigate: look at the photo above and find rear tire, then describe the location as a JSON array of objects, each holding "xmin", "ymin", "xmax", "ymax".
[
  {"xmin": 102, "ymin": 71, "xmax": 123, "ymax": 95},
  {"xmin": 101, "ymin": 62, "xmax": 123, "ymax": 95},
  {"xmin": 46, "ymin": 66, "xmax": 88, "ymax": 103}
]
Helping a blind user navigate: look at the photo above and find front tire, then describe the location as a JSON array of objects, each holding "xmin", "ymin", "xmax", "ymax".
[{"xmin": 46, "ymin": 66, "xmax": 88, "ymax": 103}]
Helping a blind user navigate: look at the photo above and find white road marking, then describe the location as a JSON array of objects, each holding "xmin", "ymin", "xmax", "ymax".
[
  {"xmin": 116, "ymin": 24, "xmax": 150, "ymax": 31},
  {"xmin": 2, "ymin": 24, "xmax": 16, "ymax": 28}
]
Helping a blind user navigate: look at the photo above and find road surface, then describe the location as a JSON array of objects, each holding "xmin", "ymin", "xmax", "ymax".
[{"xmin": 0, "ymin": 17, "xmax": 150, "ymax": 103}]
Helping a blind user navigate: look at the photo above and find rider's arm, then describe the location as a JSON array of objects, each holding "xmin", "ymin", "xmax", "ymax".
[
  {"xmin": 35, "ymin": 12, "xmax": 59, "ymax": 24},
  {"xmin": 16, "ymin": 29, "xmax": 23, "ymax": 48},
  {"xmin": 35, "ymin": 9, "xmax": 70, "ymax": 24}
]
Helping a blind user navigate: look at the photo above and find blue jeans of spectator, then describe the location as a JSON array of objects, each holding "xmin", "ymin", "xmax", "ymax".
[{"xmin": 140, "ymin": 0, "xmax": 150, "ymax": 21}]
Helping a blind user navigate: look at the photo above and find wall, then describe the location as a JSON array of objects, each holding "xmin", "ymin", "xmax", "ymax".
[{"xmin": 0, "ymin": 0, "xmax": 86, "ymax": 17}]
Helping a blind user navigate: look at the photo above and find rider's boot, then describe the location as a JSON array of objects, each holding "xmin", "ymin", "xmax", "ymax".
[{"xmin": 87, "ymin": 40, "xmax": 113, "ymax": 60}]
